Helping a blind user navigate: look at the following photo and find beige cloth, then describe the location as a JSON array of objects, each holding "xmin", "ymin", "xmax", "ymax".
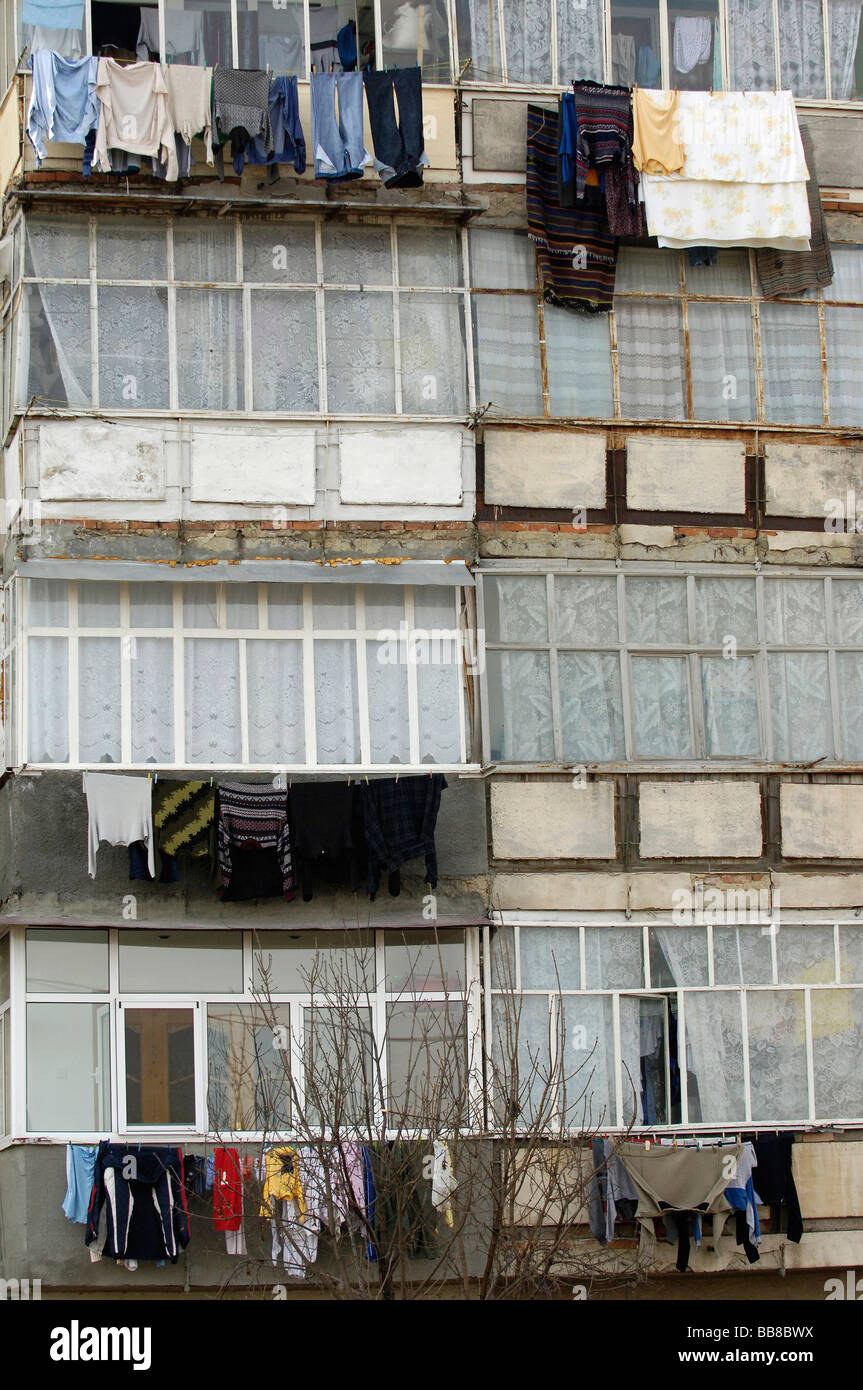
[
  {"xmin": 163, "ymin": 64, "xmax": 213, "ymax": 164},
  {"xmin": 94, "ymin": 58, "xmax": 178, "ymax": 181},
  {"xmin": 632, "ymin": 88, "xmax": 685, "ymax": 175},
  {"xmin": 617, "ymin": 1141, "xmax": 740, "ymax": 1217}
]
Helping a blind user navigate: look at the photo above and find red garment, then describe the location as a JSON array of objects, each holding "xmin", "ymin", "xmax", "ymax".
[{"xmin": 213, "ymin": 1147, "xmax": 243, "ymax": 1232}]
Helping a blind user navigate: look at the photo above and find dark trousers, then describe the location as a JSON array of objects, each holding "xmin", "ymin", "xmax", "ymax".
[{"xmin": 363, "ymin": 68, "xmax": 425, "ymax": 188}]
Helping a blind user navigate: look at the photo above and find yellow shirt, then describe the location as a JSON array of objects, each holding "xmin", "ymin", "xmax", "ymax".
[
  {"xmin": 260, "ymin": 1146, "xmax": 305, "ymax": 1222},
  {"xmin": 633, "ymin": 89, "xmax": 685, "ymax": 175}
]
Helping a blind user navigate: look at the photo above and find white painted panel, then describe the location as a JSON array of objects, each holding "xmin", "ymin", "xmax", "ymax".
[
  {"xmin": 765, "ymin": 442, "xmax": 863, "ymax": 519},
  {"xmin": 626, "ymin": 436, "xmax": 746, "ymax": 513},
  {"xmin": 190, "ymin": 427, "xmax": 316, "ymax": 504},
  {"xmin": 339, "ymin": 427, "xmax": 463, "ymax": 505},
  {"xmin": 490, "ymin": 782, "xmax": 616, "ymax": 859},
  {"xmin": 639, "ymin": 782, "xmax": 762, "ymax": 858},
  {"xmin": 39, "ymin": 421, "xmax": 166, "ymax": 501},
  {"xmin": 484, "ymin": 428, "xmax": 607, "ymax": 509}
]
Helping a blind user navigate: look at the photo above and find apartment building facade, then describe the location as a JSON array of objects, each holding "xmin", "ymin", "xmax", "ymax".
[{"xmin": 1, "ymin": 0, "xmax": 863, "ymax": 1296}]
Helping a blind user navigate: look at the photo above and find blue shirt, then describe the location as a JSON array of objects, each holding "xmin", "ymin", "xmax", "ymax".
[
  {"xmin": 27, "ymin": 50, "xmax": 98, "ymax": 165},
  {"xmin": 22, "ymin": 0, "xmax": 84, "ymax": 28}
]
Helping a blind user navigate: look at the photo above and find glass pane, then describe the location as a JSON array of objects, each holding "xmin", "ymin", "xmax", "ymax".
[
  {"xmin": 184, "ymin": 586, "xmax": 218, "ymax": 629},
  {"xmin": 364, "ymin": 584, "xmax": 405, "ymax": 630},
  {"xmin": 684, "ymin": 992, "xmax": 745, "ymax": 1123},
  {"xmin": 545, "ymin": 305, "xmax": 614, "ymax": 417},
  {"xmin": 615, "ymin": 300, "xmax": 686, "ymax": 420},
  {"xmin": 779, "ymin": 0, "xmax": 826, "ymax": 97},
  {"xmin": 131, "ymin": 638, "xmax": 174, "ymax": 763},
  {"xmin": 250, "ymin": 0, "xmax": 307, "ymax": 70},
  {"xmin": 27, "ymin": 579, "xmax": 67, "ymax": 626},
  {"xmin": 615, "ymin": 247, "xmax": 680, "ymax": 294},
  {"xmin": 696, "ymin": 578, "xmax": 757, "ymax": 645},
  {"xmin": 764, "ymin": 578, "xmax": 826, "ymax": 643},
  {"xmin": 776, "ymin": 924, "xmax": 836, "ymax": 983},
  {"xmin": 185, "ymin": 638, "xmax": 242, "ymax": 763},
  {"xmin": 97, "ymin": 219, "xmax": 168, "ymax": 280},
  {"xmin": 124, "ymin": 1007, "xmax": 195, "ymax": 1126},
  {"xmin": 746, "ymin": 990, "xmax": 810, "ymax": 1121},
  {"xmin": 417, "ymin": 653, "xmax": 462, "ymax": 763},
  {"xmin": 251, "ymin": 292, "xmax": 319, "ymax": 411},
  {"xmin": 825, "ymin": 307, "xmax": 863, "ymax": 426},
  {"xmin": 702, "ymin": 655, "xmax": 760, "ymax": 755},
  {"xmin": 173, "ymin": 222, "xmax": 236, "ymax": 281},
  {"xmin": 837, "ymin": 653, "xmax": 863, "ymax": 757},
  {"xmin": 769, "ymin": 652, "xmax": 833, "ymax": 759},
  {"xmin": 27, "ymin": 637, "xmax": 69, "ymax": 762},
  {"xmin": 485, "ymin": 576, "xmax": 548, "ymax": 643},
  {"xmin": 649, "ymin": 927, "xmax": 709, "ymax": 985},
  {"xmin": 455, "ymin": 0, "xmax": 504, "ymax": 81},
  {"xmin": 626, "ymin": 577, "xmax": 688, "ymax": 644},
  {"xmin": 631, "ymin": 656, "xmax": 693, "ymax": 756},
  {"xmin": 503, "ymin": 0, "xmax": 551, "ymax": 81},
  {"xmin": 565, "ymin": 994, "xmax": 617, "ymax": 1127},
  {"xmin": 839, "ymin": 925, "xmax": 863, "ymax": 983},
  {"xmin": 685, "ymin": 249, "xmax": 751, "ymax": 294},
  {"xmin": 689, "ymin": 302, "xmax": 756, "ymax": 421},
  {"xmin": 727, "ymin": 0, "xmax": 777, "ymax": 88},
  {"xmin": 79, "ymin": 637, "xmax": 121, "ymax": 763},
  {"xmin": 313, "ymin": 588, "xmax": 355, "ymax": 628},
  {"xmin": 247, "ymin": 641, "xmax": 306, "ymax": 763},
  {"xmin": 26, "ymin": 928, "xmax": 109, "ymax": 993},
  {"xmin": 827, "ymin": 245, "xmax": 863, "ymax": 301},
  {"xmin": 304, "ymin": 1005, "xmax": 374, "ymax": 1127},
  {"xmin": 610, "ymin": 0, "xmax": 661, "ymax": 84},
  {"xmin": 489, "ymin": 925, "xmax": 516, "ymax": 988},
  {"xmin": 386, "ymin": 1001, "xmax": 467, "ymax": 1117},
  {"xmin": 557, "ymin": 0, "xmax": 605, "ymax": 83},
  {"xmin": 713, "ymin": 925, "xmax": 774, "ymax": 985},
  {"xmin": 27, "ymin": 1003, "xmax": 111, "ymax": 1131},
  {"xmin": 473, "ymin": 296, "xmax": 543, "ymax": 415},
  {"xmin": 385, "ymin": 930, "xmax": 467, "ymax": 991},
  {"xmin": 267, "ymin": 584, "xmax": 304, "ymax": 630},
  {"xmin": 78, "ymin": 582, "xmax": 120, "ymax": 628},
  {"xmin": 98, "ymin": 288, "xmax": 169, "ymax": 408},
  {"xmin": 325, "ymin": 292, "xmax": 395, "ymax": 413},
  {"xmin": 399, "ymin": 294, "xmax": 467, "ymax": 414},
  {"xmin": 129, "ymin": 583, "xmax": 173, "ymax": 628},
  {"xmin": 176, "ymin": 290, "xmax": 244, "ymax": 410},
  {"xmin": 761, "ymin": 304, "xmax": 823, "ymax": 424},
  {"xmin": 322, "ymin": 226, "xmax": 393, "ymax": 285},
  {"xmin": 833, "ymin": 581, "xmax": 863, "ymax": 643},
  {"xmin": 207, "ymin": 1003, "xmax": 292, "ymax": 1131},
  {"xmin": 559, "ymin": 652, "xmax": 625, "ymax": 761},
  {"xmin": 519, "ymin": 926, "xmax": 581, "ymax": 990},
  {"xmin": 469, "ymin": 230, "xmax": 534, "ymax": 289},
  {"xmin": 492, "ymin": 993, "xmax": 556, "ymax": 1124},
  {"xmin": 555, "ymin": 577, "xmax": 618, "ymax": 645},
  {"xmin": 24, "ymin": 284, "xmax": 92, "ymax": 407},
  {"xmin": 254, "ymin": 932, "xmax": 375, "ymax": 993},
  {"xmin": 0, "ymin": 933, "xmax": 8, "ymax": 1002},
  {"xmin": 242, "ymin": 223, "xmax": 316, "ymax": 284},
  {"xmin": 812, "ymin": 988, "xmax": 863, "ymax": 1118},
  {"xmin": 314, "ymin": 640, "xmax": 360, "ymax": 763},
  {"xmin": 119, "ymin": 930, "xmax": 242, "ymax": 992},
  {"xmin": 225, "ymin": 584, "xmax": 259, "ymax": 630},
  {"xmin": 486, "ymin": 650, "xmax": 554, "ymax": 760},
  {"xmin": 397, "ymin": 229, "xmax": 462, "ymax": 288},
  {"xmin": 25, "ymin": 216, "xmax": 89, "ymax": 278},
  {"xmin": 584, "ymin": 927, "xmax": 644, "ymax": 989},
  {"xmin": 366, "ymin": 642, "xmax": 411, "ymax": 764}
]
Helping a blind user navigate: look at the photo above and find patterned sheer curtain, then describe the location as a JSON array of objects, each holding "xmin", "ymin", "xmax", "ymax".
[
  {"xmin": 558, "ymin": 0, "xmax": 605, "ymax": 82},
  {"xmin": 22, "ymin": 220, "xmax": 91, "ymax": 408},
  {"xmin": 727, "ymin": 0, "xmax": 778, "ymax": 87},
  {"xmin": 779, "ymin": 0, "xmax": 827, "ymax": 96},
  {"xmin": 829, "ymin": 0, "xmax": 863, "ymax": 95},
  {"xmin": 615, "ymin": 299, "xmax": 687, "ymax": 420}
]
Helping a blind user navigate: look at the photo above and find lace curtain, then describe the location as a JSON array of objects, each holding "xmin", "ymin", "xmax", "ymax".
[
  {"xmin": 727, "ymin": 0, "xmax": 777, "ymax": 87},
  {"xmin": 545, "ymin": 306, "xmax": 614, "ymax": 418},
  {"xmin": 779, "ymin": 0, "xmax": 827, "ymax": 96},
  {"xmin": 27, "ymin": 637, "xmax": 69, "ymax": 762},
  {"xmin": 688, "ymin": 302, "xmax": 756, "ymax": 422},
  {"xmin": 747, "ymin": 990, "xmax": 810, "ymax": 1120},
  {"xmin": 830, "ymin": 0, "xmax": 863, "ymax": 95},
  {"xmin": 313, "ymin": 640, "xmax": 361, "ymax": 764},
  {"xmin": 760, "ymin": 304, "xmax": 824, "ymax": 424},
  {"xmin": 98, "ymin": 285, "xmax": 169, "ymax": 409},
  {"xmin": 473, "ymin": 296, "xmax": 543, "ymax": 416},
  {"xmin": 459, "ymin": 0, "xmax": 603, "ymax": 82},
  {"xmin": 825, "ymin": 307, "xmax": 863, "ymax": 426},
  {"xmin": 250, "ymin": 292, "xmax": 319, "ymax": 411},
  {"xmin": 615, "ymin": 299, "xmax": 687, "ymax": 421},
  {"xmin": 175, "ymin": 290, "xmax": 243, "ymax": 411},
  {"xmin": 631, "ymin": 656, "xmax": 693, "ymax": 756},
  {"xmin": 247, "ymin": 640, "xmax": 306, "ymax": 764},
  {"xmin": 325, "ymin": 292, "xmax": 396, "ymax": 414},
  {"xmin": 769, "ymin": 652, "xmax": 833, "ymax": 758},
  {"xmin": 130, "ymin": 638, "xmax": 174, "ymax": 763},
  {"xmin": 399, "ymin": 294, "xmax": 468, "ymax": 414},
  {"xmin": 185, "ymin": 638, "xmax": 242, "ymax": 763}
]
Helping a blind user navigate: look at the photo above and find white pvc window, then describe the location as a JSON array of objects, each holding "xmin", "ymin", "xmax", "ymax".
[
  {"xmin": 480, "ymin": 565, "xmax": 863, "ymax": 764},
  {"xmin": 489, "ymin": 921, "xmax": 863, "ymax": 1128},
  {"xmin": 20, "ymin": 577, "xmax": 470, "ymax": 771}
]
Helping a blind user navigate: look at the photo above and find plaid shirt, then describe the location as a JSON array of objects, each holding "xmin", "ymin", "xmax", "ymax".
[{"xmin": 360, "ymin": 774, "xmax": 447, "ymax": 897}]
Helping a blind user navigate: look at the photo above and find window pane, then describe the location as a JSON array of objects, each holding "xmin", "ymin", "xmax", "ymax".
[
  {"xmin": 418, "ymin": 653, "xmax": 462, "ymax": 763},
  {"xmin": 615, "ymin": 300, "xmax": 686, "ymax": 420},
  {"xmin": 386, "ymin": 1001, "xmax": 467, "ymax": 1117},
  {"xmin": 503, "ymin": 0, "xmax": 551, "ymax": 81},
  {"xmin": 267, "ymin": 584, "xmax": 304, "ymax": 630},
  {"xmin": 696, "ymin": 578, "xmax": 757, "ymax": 645},
  {"xmin": 314, "ymin": 640, "xmax": 360, "ymax": 763},
  {"xmin": 545, "ymin": 305, "xmax": 614, "ymax": 417},
  {"xmin": 28, "ymin": 637, "xmax": 68, "ymax": 762},
  {"xmin": 455, "ymin": 0, "xmax": 504, "ymax": 81},
  {"xmin": 242, "ymin": 223, "xmax": 316, "ymax": 284},
  {"xmin": 559, "ymin": 652, "xmax": 625, "ymax": 761},
  {"xmin": 713, "ymin": 925, "xmax": 774, "ymax": 985},
  {"xmin": 397, "ymin": 228, "xmax": 462, "ymax": 288},
  {"xmin": 685, "ymin": 249, "xmax": 751, "ymax": 295},
  {"xmin": 0, "ymin": 933, "xmax": 8, "ymax": 1002},
  {"xmin": 185, "ymin": 638, "xmax": 242, "ymax": 763},
  {"xmin": 26, "ymin": 928, "xmax": 109, "ymax": 992},
  {"xmin": 555, "ymin": 576, "xmax": 617, "ymax": 645},
  {"xmin": 78, "ymin": 582, "xmax": 120, "ymax": 628},
  {"xmin": 366, "ymin": 642, "xmax": 411, "ymax": 764},
  {"xmin": 584, "ymin": 927, "xmax": 644, "ymax": 989},
  {"xmin": 812, "ymin": 989, "xmax": 863, "ymax": 1118},
  {"xmin": 251, "ymin": 292, "xmax": 319, "ymax": 410},
  {"xmin": 124, "ymin": 1007, "xmax": 195, "ymax": 1126},
  {"xmin": 97, "ymin": 219, "xmax": 167, "ymax": 280},
  {"xmin": 173, "ymin": 221, "xmax": 236, "ymax": 281},
  {"xmin": 247, "ymin": 641, "xmax": 305, "ymax": 763},
  {"xmin": 826, "ymin": 307, "xmax": 863, "ymax": 426},
  {"xmin": 833, "ymin": 581, "xmax": 863, "ymax": 643},
  {"xmin": 131, "ymin": 639, "xmax": 174, "ymax": 763},
  {"xmin": 325, "ymin": 292, "xmax": 395, "ymax": 413},
  {"xmin": 702, "ymin": 655, "xmax": 760, "ymax": 755},
  {"xmin": 224, "ymin": 585, "xmax": 259, "ymax": 630},
  {"xmin": 747, "ymin": 990, "xmax": 809, "ymax": 1121},
  {"xmin": 839, "ymin": 925, "xmax": 863, "ymax": 982},
  {"xmin": 776, "ymin": 924, "xmax": 835, "ymax": 983},
  {"xmin": 485, "ymin": 576, "xmax": 548, "ymax": 643},
  {"xmin": 27, "ymin": 579, "xmax": 68, "ymax": 627},
  {"xmin": 558, "ymin": 0, "xmax": 605, "ymax": 82},
  {"xmin": 837, "ymin": 653, "xmax": 863, "ymax": 757},
  {"xmin": 385, "ymin": 930, "xmax": 467, "ymax": 991},
  {"xmin": 304, "ymin": 1005, "xmax": 374, "ymax": 1127},
  {"xmin": 669, "ymin": 2, "xmax": 721, "ymax": 87},
  {"xmin": 779, "ymin": 0, "xmax": 827, "ymax": 97},
  {"xmin": 79, "ymin": 637, "xmax": 121, "ymax": 763},
  {"xmin": 98, "ymin": 286, "xmax": 169, "ymax": 408},
  {"xmin": 119, "ymin": 930, "xmax": 242, "ymax": 992},
  {"xmin": 627, "ymin": 577, "xmax": 688, "ymax": 644},
  {"xmin": 207, "ymin": 1003, "xmax": 291, "ymax": 1131},
  {"xmin": 769, "ymin": 652, "xmax": 833, "ymax": 759},
  {"xmin": 251, "ymin": 0, "xmax": 307, "ymax": 70},
  {"xmin": 761, "ymin": 304, "xmax": 823, "ymax": 423},
  {"xmin": 474, "ymin": 296, "xmax": 543, "ymax": 415},
  {"xmin": 399, "ymin": 294, "xmax": 467, "ymax": 414},
  {"xmin": 25, "ymin": 216, "xmax": 89, "ymax": 278},
  {"xmin": 615, "ymin": 248, "xmax": 680, "ymax": 294},
  {"xmin": 322, "ymin": 226, "xmax": 392, "ymax": 285},
  {"xmin": 27, "ymin": 1003, "xmax": 111, "ymax": 1131},
  {"xmin": 176, "ymin": 290, "xmax": 244, "ymax": 410},
  {"xmin": 129, "ymin": 583, "xmax": 173, "ymax": 628},
  {"xmin": 689, "ymin": 302, "xmax": 756, "ymax": 421},
  {"xmin": 631, "ymin": 656, "xmax": 693, "ymax": 756},
  {"xmin": 685, "ymin": 991, "xmax": 746, "ymax": 1122},
  {"xmin": 486, "ymin": 651, "xmax": 554, "ymax": 760},
  {"xmin": 764, "ymin": 578, "xmax": 826, "ymax": 643},
  {"xmin": 254, "ymin": 932, "xmax": 375, "ymax": 994},
  {"xmin": 827, "ymin": 245, "xmax": 863, "ymax": 301},
  {"xmin": 313, "ymin": 588, "xmax": 355, "ymax": 629},
  {"xmin": 610, "ymin": 0, "xmax": 660, "ymax": 82},
  {"xmin": 649, "ymin": 927, "xmax": 709, "ymax": 985},
  {"xmin": 519, "ymin": 926, "xmax": 580, "ymax": 990},
  {"xmin": 563, "ymin": 995, "xmax": 616, "ymax": 1127},
  {"xmin": 469, "ymin": 230, "xmax": 534, "ymax": 289},
  {"xmin": 24, "ymin": 284, "xmax": 92, "ymax": 407},
  {"xmin": 727, "ymin": 0, "xmax": 777, "ymax": 88},
  {"xmin": 184, "ymin": 585, "xmax": 218, "ymax": 629}
]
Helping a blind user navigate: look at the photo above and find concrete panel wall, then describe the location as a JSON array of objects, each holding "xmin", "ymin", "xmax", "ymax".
[
  {"xmin": 39, "ymin": 421, "xmax": 167, "ymax": 502},
  {"xmin": 490, "ymin": 782, "xmax": 616, "ymax": 859},
  {"xmin": 781, "ymin": 784, "xmax": 863, "ymax": 858},
  {"xmin": 190, "ymin": 427, "xmax": 316, "ymax": 505},
  {"xmin": 338, "ymin": 427, "xmax": 463, "ymax": 505},
  {"xmin": 626, "ymin": 437, "xmax": 746, "ymax": 513},
  {"xmin": 794, "ymin": 1141, "xmax": 863, "ymax": 1219},
  {"xmin": 639, "ymin": 782, "xmax": 763, "ymax": 858},
  {"xmin": 764, "ymin": 442, "xmax": 863, "ymax": 520},
  {"xmin": 483, "ymin": 429, "xmax": 607, "ymax": 509}
]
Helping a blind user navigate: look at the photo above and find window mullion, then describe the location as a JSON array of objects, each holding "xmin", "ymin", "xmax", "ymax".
[
  {"xmin": 818, "ymin": 294, "xmax": 829, "ymax": 424},
  {"xmin": 405, "ymin": 586, "xmax": 421, "ymax": 765},
  {"xmin": 741, "ymin": 990, "xmax": 752, "ymax": 1123},
  {"xmin": 243, "ymin": 285, "xmax": 253, "ymax": 412},
  {"xmin": 167, "ymin": 221, "xmax": 178, "ymax": 412},
  {"xmin": 803, "ymin": 987, "xmax": 816, "ymax": 1123},
  {"xmin": 612, "ymin": 992, "xmax": 623, "ymax": 1127},
  {"xmin": 547, "ymin": 573, "xmax": 563, "ymax": 762},
  {"xmin": 69, "ymin": 582, "xmax": 79, "ymax": 765},
  {"xmin": 172, "ymin": 583, "xmax": 184, "ymax": 765},
  {"xmin": 617, "ymin": 573, "xmax": 633, "ymax": 759},
  {"xmin": 356, "ymin": 584, "xmax": 371, "ymax": 766},
  {"xmin": 771, "ymin": 0, "xmax": 782, "ymax": 85},
  {"xmin": 120, "ymin": 583, "xmax": 131, "ymax": 764},
  {"xmin": 239, "ymin": 636, "xmax": 249, "ymax": 766},
  {"xmin": 497, "ymin": 0, "xmax": 508, "ymax": 82},
  {"xmin": 461, "ymin": 228, "xmax": 477, "ymax": 411},
  {"xmin": 89, "ymin": 215, "xmax": 98, "ymax": 410},
  {"xmin": 315, "ymin": 223, "xmax": 327, "ymax": 413},
  {"xmin": 658, "ymin": 0, "xmax": 671, "ymax": 90},
  {"xmin": 302, "ymin": 585, "xmax": 317, "ymax": 766},
  {"xmin": 823, "ymin": 0, "xmax": 833, "ymax": 99}
]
